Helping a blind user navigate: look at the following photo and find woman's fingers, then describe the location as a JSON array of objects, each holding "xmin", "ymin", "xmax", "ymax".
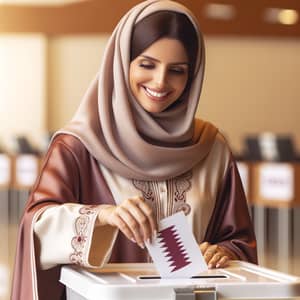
[
  {"xmin": 131, "ymin": 197, "xmax": 157, "ymax": 240},
  {"xmin": 111, "ymin": 213, "xmax": 136, "ymax": 244},
  {"xmin": 115, "ymin": 205, "xmax": 145, "ymax": 248},
  {"xmin": 216, "ymin": 256, "xmax": 230, "ymax": 268},
  {"xmin": 203, "ymin": 244, "xmax": 218, "ymax": 264},
  {"xmin": 208, "ymin": 252, "xmax": 222, "ymax": 268},
  {"xmin": 200, "ymin": 242, "xmax": 234, "ymax": 269},
  {"xmin": 124, "ymin": 199, "xmax": 152, "ymax": 244},
  {"xmin": 105, "ymin": 197, "xmax": 156, "ymax": 248},
  {"xmin": 199, "ymin": 242, "xmax": 210, "ymax": 255},
  {"xmin": 97, "ymin": 205, "xmax": 140, "ymax": 245}
]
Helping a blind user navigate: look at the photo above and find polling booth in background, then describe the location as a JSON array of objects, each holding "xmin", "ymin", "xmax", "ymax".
[
  {"xmin": 237, "ymin": 133, "xmax": 300, "ymax": 275},
  {"xmin": 0, "ymin": 136, "xmax": 41, "ymax": 300},
  {"xmin": 0, "ymin": 136, "xmax": 41, "ymax": 241},
  {"xmin": 11, "ymin": 153, "xmax": 40, "ymax": 222},
  {"xmin": 0, "ymin": 152, "xmax": 11, "ymax": 300},
  {"xmin": 10, "ymin": 136, "xmax": 41, "ymax": 238},
  {"xmin": 60, "ymin": 261, "xmax": 300, "ymax": 300},
  {"xmin": 250, "ymin": 162, "xmax": 300, "ymax": 274}
]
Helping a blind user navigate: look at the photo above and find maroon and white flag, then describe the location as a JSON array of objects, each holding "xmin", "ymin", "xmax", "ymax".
[{"xmin": 146, "ymin": 211, "xmax": 207, "ymax": 278}]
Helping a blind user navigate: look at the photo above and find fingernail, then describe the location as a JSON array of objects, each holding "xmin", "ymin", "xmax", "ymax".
[
  {"xmin": 208, "ymin": 264, "xmax": 213, "ymax": 269},
  {"xmin": 131, "ymin": 238, "xmax": 136, "ymax": 243},
  {"xmin": 153, "ymin": 230, "xmax": 157, "ymax": 239},
  {"xmin": 216, "ymin": 263, "xmax": 220, "ymax": 268},
  {"xmin": 139, "ymin": 243, "xmax": 145, "ymax": 249}
]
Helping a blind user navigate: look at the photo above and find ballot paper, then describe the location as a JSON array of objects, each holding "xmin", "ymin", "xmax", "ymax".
[{"xmin": 145, "ymin": 211, "xmax": 208, "ymax": 278}]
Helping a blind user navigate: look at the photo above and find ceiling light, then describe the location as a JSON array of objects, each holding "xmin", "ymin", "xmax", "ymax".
[
  {"xmin": 278, "ymin": 9, "xmax": 299, "ymax": 25},
  {"xmin": 264, "ymin": 8, "xmax": 299, "ymax": 25},
  {"xmin": 204, "ymin": 3, "xmax": 236, "ymax": 21}
]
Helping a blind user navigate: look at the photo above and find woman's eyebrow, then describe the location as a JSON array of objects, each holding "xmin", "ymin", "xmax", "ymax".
[{"xmin": 140, "ymin": 55, "xmax": 189, "ymax": 66}]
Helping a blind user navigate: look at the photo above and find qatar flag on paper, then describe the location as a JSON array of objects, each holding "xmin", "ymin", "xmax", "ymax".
[{"xmin": 145, "ymin": 211, "xmax": 208, "ymax": 278}]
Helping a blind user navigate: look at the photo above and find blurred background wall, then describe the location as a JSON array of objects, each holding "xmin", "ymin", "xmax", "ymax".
[
  {"xmin": 1, "ymin": 0, "xmax": 300, "ymax": 154},
  {"xmin": 1, "ymin": 35, "xmax": 299, "ymax": 154},
  {"xmin": 0, "ymin": 1, "xmax": 300, "ymax": 299}
]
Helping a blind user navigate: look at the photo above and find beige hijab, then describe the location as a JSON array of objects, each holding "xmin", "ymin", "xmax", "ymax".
[{"xmin": 55, "ymin": 0, "xmax": 218, "ymax": 181}]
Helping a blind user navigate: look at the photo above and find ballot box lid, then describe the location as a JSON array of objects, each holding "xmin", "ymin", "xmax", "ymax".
[{"xmin": 60, "ymin": 261, "xmax": 300, "ymax": 300}]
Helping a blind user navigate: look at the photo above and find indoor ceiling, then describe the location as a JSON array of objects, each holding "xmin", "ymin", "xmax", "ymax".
[
  {"xmin": 0, "ymin": 0, "xmax": 299, "ymax": 36},
  {"xmin": 0, "ymin": 0, "xmax": 85, "ymax": 5}
]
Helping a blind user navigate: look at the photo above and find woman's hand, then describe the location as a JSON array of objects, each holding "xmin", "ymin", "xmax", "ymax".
[
  {"xmin": 97, "ymin": 197, "xmax": 157, "ymax": 249},
  {"xmin": 200, "ymin": 242, "xmax": 237, "ymax": 269}
]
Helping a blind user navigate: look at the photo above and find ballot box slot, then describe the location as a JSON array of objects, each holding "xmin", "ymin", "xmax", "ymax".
[{"xmin": 138, "ymin": 275, "xmax": 228, "ymax": 280}]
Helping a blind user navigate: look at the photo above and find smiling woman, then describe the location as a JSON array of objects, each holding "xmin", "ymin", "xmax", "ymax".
[
  {"xmin": 11, "ymin": 1, "xmax": 257, "ymax": 299},
  {"xmin": 129, "ymin": 38, "xmax": 189, "ymax": 113}
]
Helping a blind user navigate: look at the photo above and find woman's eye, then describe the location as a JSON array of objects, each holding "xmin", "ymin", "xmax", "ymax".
[
  {"xmin": 169, "ymin": 67, "xmax": 186, "ymax": 74},
  {"xmin": 139, "ymin": 63, "xmax": 154, "ymax": 69}
]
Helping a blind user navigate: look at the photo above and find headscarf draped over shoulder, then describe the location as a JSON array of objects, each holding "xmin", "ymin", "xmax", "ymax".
[{"xmin": 55, "ymin": 0, "xmax": 218, "ymax": 181}]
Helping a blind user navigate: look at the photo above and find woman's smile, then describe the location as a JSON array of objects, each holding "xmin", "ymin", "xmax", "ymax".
[
  {"xmin": 143, "ymin": 86, "xmax": 171, "ymax": 101},
  {"xmin": 129, "ymin": 38, "xmax": 189, "ymax": 113}
]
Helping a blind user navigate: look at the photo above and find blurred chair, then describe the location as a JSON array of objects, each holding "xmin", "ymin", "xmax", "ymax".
[
  {"xmin": 13, "ymin": 136, "xmax": 40, "ymax": 155},
  {"xmin": 242, "ymin": 133, "xmax": 298, "ymax": 162}
]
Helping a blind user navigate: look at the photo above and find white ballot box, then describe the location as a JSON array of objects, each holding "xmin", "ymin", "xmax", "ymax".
[{"xmin": 60, "ymin": 261, "xmax": 300, "ymax": 300}]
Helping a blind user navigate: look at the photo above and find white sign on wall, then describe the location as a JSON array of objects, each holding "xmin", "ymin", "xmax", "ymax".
[
  {"xmin": 16, "ymin": 155, "xmax": 39, "ymax": 187},
  {"xmin": 259, "ymin": 164, "xmax": 294, "ymax": 201},
  {"xmin": 237, "ymin": 162, "xmax": 249, "ymax": 196},
  {"xmin": 0, "ymin": 154, "xmax": 11, "ymax": 186}
]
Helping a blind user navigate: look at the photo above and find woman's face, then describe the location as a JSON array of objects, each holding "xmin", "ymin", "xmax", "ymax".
[{"xmin": 129, "ymin": 38, "xmax": 189, "ymax": 113}]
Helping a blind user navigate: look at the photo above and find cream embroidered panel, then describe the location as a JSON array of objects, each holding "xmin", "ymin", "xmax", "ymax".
[{"xmin": 99, "ymin": 133, "xmax": 231, "ymax": 243}]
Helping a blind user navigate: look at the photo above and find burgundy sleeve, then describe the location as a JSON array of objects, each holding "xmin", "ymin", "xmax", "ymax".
[
  {"xmin": 11, "ymin": 137, "xmax": 81, "ymax": 300},
  {"xmin": 11, "ymin": 134, "xmax": 145, "ymax": 300},
  {"xmin": 204, "ymin": 156, "xmax": 258, "ymax": 264}
]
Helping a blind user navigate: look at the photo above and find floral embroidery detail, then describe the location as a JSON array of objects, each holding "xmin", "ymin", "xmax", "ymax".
[
  {"xmin": 174, "ymin": 172, "xmax": 192, "ymax": 202},
  {"xmin": 132, "ymin": 180, "xmax": 155, "ymax": 203},
  {"xmin": 79, "ymin": 205, "xmax": 98, "ymax": 215},
  {"xmin": 175, "ymin": 203, "xmax": 191, "ymax": 215},
  {"xmin": 69, "ymin": 206, "xmax": 98, "ymax": 265},
  {"xmin": 132, "ymin": 170, "xmax": 192, "ymax": 219},
  {"xmin": 168, "ymin": 171, "xmax": 192, "ymax": 216},
  {"xmin": 132, "ymin": 180, "xmax": 161, "ymax": 220}
]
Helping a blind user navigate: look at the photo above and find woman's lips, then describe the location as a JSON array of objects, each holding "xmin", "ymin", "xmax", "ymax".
[{"xmin": 143, "ymin": 86, "xmax": 170, "ymax": 101}]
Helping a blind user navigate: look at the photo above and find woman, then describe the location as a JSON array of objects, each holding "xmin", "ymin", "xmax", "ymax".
[{"xmin": 11, "ymin": 1, "xmax": 257, "ymax": 299}]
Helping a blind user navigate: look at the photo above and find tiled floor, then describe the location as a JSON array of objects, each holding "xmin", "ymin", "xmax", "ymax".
[{"xmin": 1, "ymin": 190, "xmax": 300, "ymax": 300}]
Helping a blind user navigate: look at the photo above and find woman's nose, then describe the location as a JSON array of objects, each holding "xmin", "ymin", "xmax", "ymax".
[{"xmin": 154, "ymin": 67, "xmax": 167, "ymax": 87}]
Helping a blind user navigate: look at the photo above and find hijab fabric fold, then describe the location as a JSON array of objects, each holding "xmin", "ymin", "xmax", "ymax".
[{"xmin": 55, "ymin": 0, "xmax": 218, "ymax": 181}]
